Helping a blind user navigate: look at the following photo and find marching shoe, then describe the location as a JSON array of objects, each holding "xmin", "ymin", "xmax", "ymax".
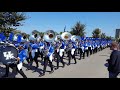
[
  {"xmin": 39, "ymin": 73, "xmax": 45, "ymax": 77},
  {"xmin": 67, "ymin": 63, "xmax": 70, "ymax": 66},
  {"xmin": 62, "ymin": 64, "xmax": 65, "ymax": 68},
  {"xmin": 55, "ymin": 67, "xmax": 59, "ymax": 70},
  {"xmin": 74, "ymin": 62, "xmax": 77, "ymax": 64},
  {"xmin": 26, "ymin": 68, "xmax": 31, "ymax": 71},
  {"xmin": 1, "ymin": 74, "xmax": 8, "ymax": 78},
  {"xmin": 49, "ymin": 70, "xmax": 54, "ymax": 74}
]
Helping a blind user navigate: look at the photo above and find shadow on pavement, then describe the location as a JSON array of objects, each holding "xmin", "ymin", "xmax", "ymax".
[
  {"xmin": 23, "ymin": 63, "xmax": 43, "ymax": 75},
  {"xmin": 99, "ymin": 55, "xmax": 109, "ymax": 57},
  {"xmin": 0, "ymin": 65, "xmax": 18, "ymax": 78}
]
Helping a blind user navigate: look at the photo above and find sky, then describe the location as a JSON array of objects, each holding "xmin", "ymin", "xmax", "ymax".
[{"xmin": 16, "ymin": 12, "xmax": 120, "ymax": 37}]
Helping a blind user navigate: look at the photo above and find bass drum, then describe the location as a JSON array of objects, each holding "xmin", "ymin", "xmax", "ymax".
[{"xmin": 0, "ymin": 45, "xmax": 18, "ymax": 65}]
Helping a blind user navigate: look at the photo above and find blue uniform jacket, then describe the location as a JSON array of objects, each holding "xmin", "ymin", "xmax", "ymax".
[
  {"xmin": 18, "ymin": 49, "xmax": 27, "ymax": 63},
  {"xmin": 45, "ymin": 44, "xmax": 54, "ymax": 57},
  {"xmin": 31, "ymin": 43, "xmax": 38, "ymax": 49},
  {"xmin": 60, "ymin": 41, "xmax": 65, "ymax": 49},
  {"xmin": 39, "ymin": 42, "xmax": 44, "ymax": 47}
]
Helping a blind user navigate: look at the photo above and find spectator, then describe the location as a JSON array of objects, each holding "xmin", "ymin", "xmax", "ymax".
[{"xmin": 108, "ymin": 41, "xmax": 120, "ymax": 78}]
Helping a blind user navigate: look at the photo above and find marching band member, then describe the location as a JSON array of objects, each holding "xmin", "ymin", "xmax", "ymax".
[
  {"xmin": 93, "ymin": 40, "xmax": 98, "ymax": 54},
  {"xmin": 29, "ymin": 40, "xmax": 39, "ymax": 69},
  {"xmin": 87, "ymin": 39, "xmax": 92, "ymax": 56},
  {"xmin": 54, "ymin": 39, "xmax": 66, "ymax": 68},
  {"xmin": 54, "ymin": 41, "xmax": 65, "ymax": 70},
  {"xmin": 67, "ymin": 40, "xmax": 77, "ymax": 65},
  {"xmin": 2, "ymin": 43, "xmax": 27, "ymax": 78},
  {"xmin": 38, "ymin": 39, "xmax": 44, "ymax": 61},
  {"xmin": 26, "ymin": 34, "xmax": 40, "ymax": 70},
  {"xmin": 23, "ymin": 41, "xmax": 30, "ymax": 65},
  {"xmin": 73, "ymin": 39, "xmax": 79, "ymax": 56},
  {"xmin": 59, "ymin": 39, "xmax": 65, "ymax": 58},
  {"xmin": 83, "ymin": 40, "xmax": 89, "ymax": 58},
  {"xmin": 40, "ymin": 41, "xmax": 54, "ymax": 76},
  {"xmin": 97, "ymin": 40, "xmax": 100, "ymax": 51},
  {"xmin": 79, "ymin": 40, "xmax": 85, "ymax": 60}
]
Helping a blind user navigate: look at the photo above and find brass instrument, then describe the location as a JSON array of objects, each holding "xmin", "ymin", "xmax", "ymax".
[
  {"xmin": 61, "ymin": 32, "xmax": 72, "ymax": 41},
  {"xmin": 71, "ymin": 35, "xmax": 80, "ymax": 42},
  {"xmin": 55, "ymin": 35, "xmax": 61, "ymax": 42},
  {"xmin": 43, "ymin": 30, "xmax": 56, "ymax": 56},
  {"xmin": 43, "ymin": 30, "xmax": 56, "ymax": 42}
]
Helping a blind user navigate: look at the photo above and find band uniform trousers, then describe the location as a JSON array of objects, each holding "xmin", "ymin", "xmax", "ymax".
[
  {"xmin": 54, "ymin": 50, "xmax": 65, "ymax": 69},
  {"xmin": 3, "ymin": 63, "xmax": 27, "ymax": 78},
  {"xmin": 67, "ymin": 50, "xmax": 77, "ymax": 65},
  {"xmin": 78, "ymin": 48, "xmax": 84, "ymax": 60},
  {"xmin": 100, "ymin": 45, "xmax": 103, "ymax": 51},
  {"xmin": 38, "ymin": 48, "xmax": 43, "ymax": 61},
  {"xmin": 88, "ymin": 47, "xmax": 92, "ymax": 56},
  {"xmin": 93, "ymin": 47, "xmax": 98, "ymax": 54},
  {"xmin": 81, "ymin": 49, "xmax": 89, "ymax": 59},
  {"xmin": 43, "ymin": 56, "xmax": 54, "ymax": 74}
]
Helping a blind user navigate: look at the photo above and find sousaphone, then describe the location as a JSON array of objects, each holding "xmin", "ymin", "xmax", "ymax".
[
  {"xmin": 71, "ymin": 35, "xmax": 81, "ymax": 42},
  {"xmin": 61, "ymin": 32, "xmax": 72, "ymax": 41},
  {"xmin": 43, "ymin": 30, "xmax": 56, "ymax": 42}
]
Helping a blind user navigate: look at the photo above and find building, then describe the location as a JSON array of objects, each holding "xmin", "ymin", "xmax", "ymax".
[{"xmin": 115, "ymin": 29, "xmax": 120, "ymax": 39}]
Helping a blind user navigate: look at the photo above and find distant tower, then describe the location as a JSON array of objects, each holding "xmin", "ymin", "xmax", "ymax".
[{"xmin": 115, "ymin": 29, "xmax": 120, "ymax": 39}]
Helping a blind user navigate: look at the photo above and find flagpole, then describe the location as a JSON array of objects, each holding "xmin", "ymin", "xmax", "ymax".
[{"xmin": 64, "ymin": 25, "xmax": 66, "ymax": 32}]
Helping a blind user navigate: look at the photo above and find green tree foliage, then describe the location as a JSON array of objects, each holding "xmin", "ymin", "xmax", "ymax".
[
  {"xmin": 60, "ymin": 32, "xmax": 63, "ymax": 35},
  {"xmin": 70, "ymin": 21, "xmax": 86, "ymax": 36},
  {"xmin": 92, "ymin": 28, "xmax": 101, "ymax": 38},
  {"xmin": 0, "ymin": 12, "xmax": 27, "ymax": 36},
  {"xmin": 101, "ymin": 33, "xmax": 106, "ymax": 39}
]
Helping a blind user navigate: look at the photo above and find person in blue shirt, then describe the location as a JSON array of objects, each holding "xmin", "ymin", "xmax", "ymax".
[
  {"xmin": 78, "ymin": 40, "xmax": 85, "ymax": 60},
  {"xmin": 38, "ymin": 39, "xmax": 44, "ymax": 61},
  {"xmin": 54, "ymin": 41, "xmax": 65, "ymax": 70},
  {"xmin": 87, "ymin": 39, "xmax": 92, "ymax": 56},
  {"xmin": 28, "ymin": 41, "xmax": 39, "ymax": 70},
  {"xmin": 83, "ymin": 40, "xmax": 89, "ymax": 58},
  {"xmin": 59, "ymin": 39, "xmax": 65, "ymax": 57},
  {"xmin": 67, "ymin": 41, "xmax": 77, "ymax": 66},
  {"xmin": 40, "ymin": 41, "xmax": 54, "ymax": 77},
  {"xmin": 88, "ymin": 40, "xmax": 93, "ymax": 55},
  {"xmin": 2, "ymin": 44, "xmax": 27, "ymax": 78},
  {"xmin": 93, "ymin": 40, "xmax": 98, "ymax": 54}
]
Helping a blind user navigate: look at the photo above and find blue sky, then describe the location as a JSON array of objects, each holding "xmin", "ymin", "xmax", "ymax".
[{"xmin": 16, "ymin": 12, "xmax": 120, "ymax": 37}]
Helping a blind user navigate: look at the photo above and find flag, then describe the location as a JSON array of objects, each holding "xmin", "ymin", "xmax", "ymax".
[
  {"xmin": 1, "ymin": 32, "xmax": 6, "ymax": 41},
  {"xmin": 17, "ymin": 34, "xmax": 22, "ymax": 43},
  {"xmin": 9, "ymin": 32, "xmax": 14, "ymax": 41}
]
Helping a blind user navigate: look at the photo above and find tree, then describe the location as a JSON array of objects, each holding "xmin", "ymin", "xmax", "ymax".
[
  {"xmin": 92, "ymin": 28, "xmax": 101, "ymax": 38},
  {"xmin": 39, "ymin": 32, "xmax": 44, "ymax": 38},
  {"xmin": 55, "ymin": 31, "xmax": 58, "ymax": 35},
  {"xmin": 106, "ymin": 36, "xmax": 112, "ymax": 40},
  {"xmin": 32, "ymin": 30, "xmax": 40, "ymax": 35},
  {"xmin": 70, "ymin": 21, "xmax": 86, "ymax": 36},
  {"xmin": 60, "ymin": 32, "xmax": 63, "ymax": 35},
  {"xmin": 0, "ymin": 12, "xmax": 27, "ymax": 37},
  {"xmin": 101, "ymin": 33, "xmax": 106, "ymax": 39}
]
